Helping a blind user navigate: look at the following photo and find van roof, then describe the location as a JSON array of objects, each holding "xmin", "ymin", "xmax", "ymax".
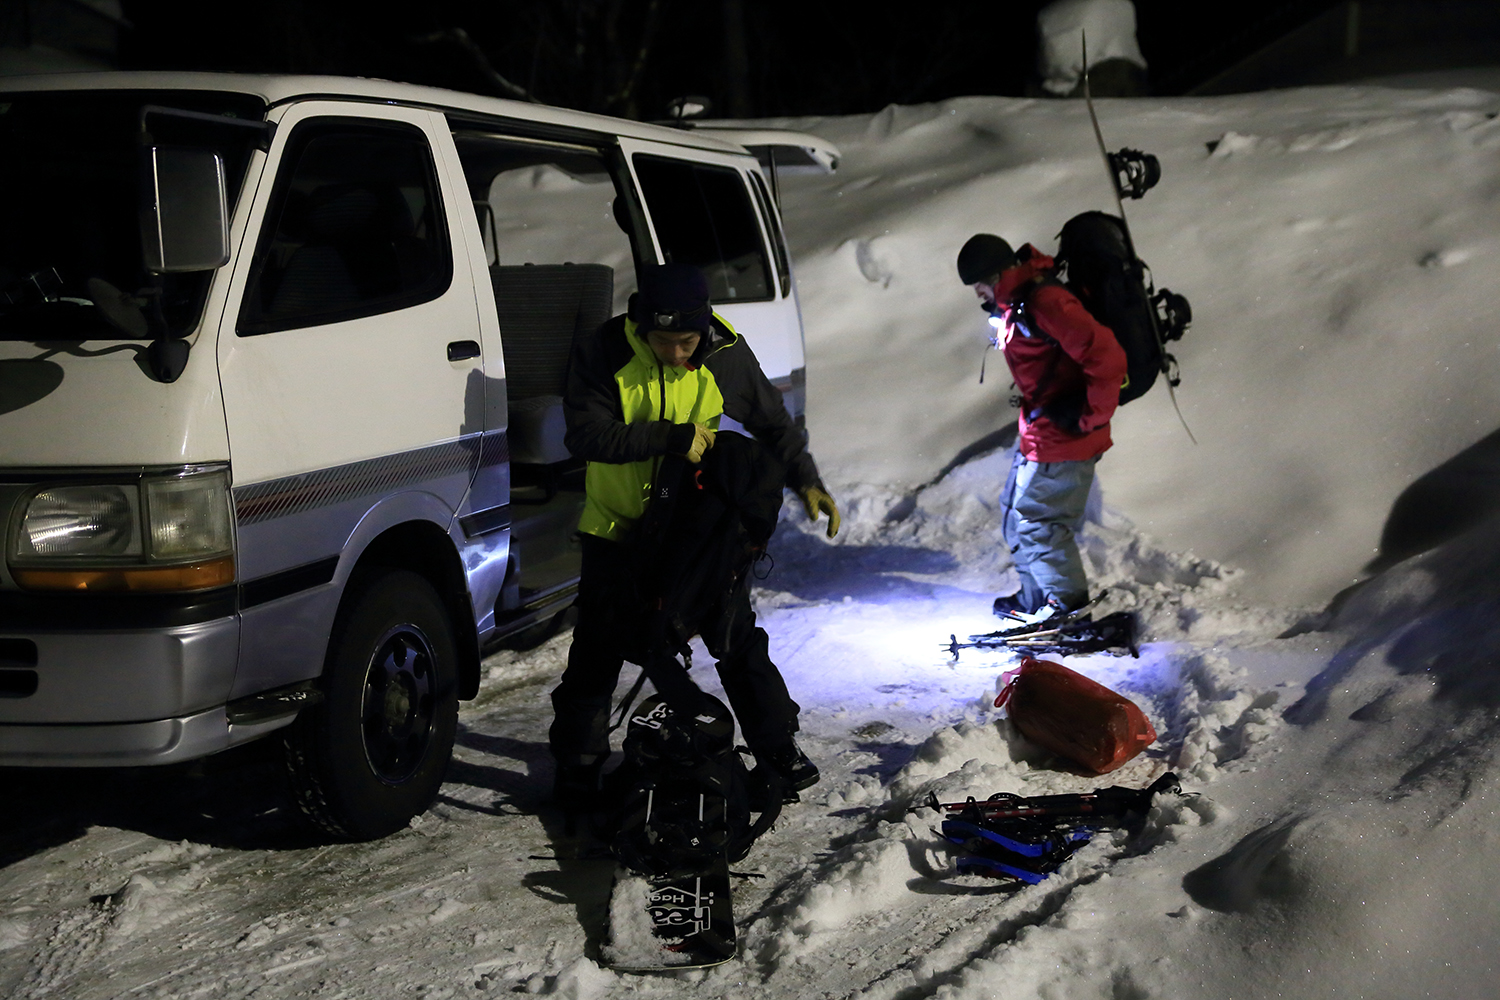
[{"xmin": 0, "ymin": 71, "xmax": 757, "ymax": 156}]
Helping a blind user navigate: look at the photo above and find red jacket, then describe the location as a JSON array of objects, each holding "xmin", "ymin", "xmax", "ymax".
[{"xmin": 991, "ymin": 248, "xmax": 1127, "ymax": 462}]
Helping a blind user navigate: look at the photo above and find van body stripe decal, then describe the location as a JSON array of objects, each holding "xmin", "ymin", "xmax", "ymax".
[{"xmin": 233, "ymin": 438, "xmax": 478, "ymax": 526}]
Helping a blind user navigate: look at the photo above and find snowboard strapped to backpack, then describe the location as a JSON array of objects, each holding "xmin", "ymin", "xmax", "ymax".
[
  {"xmin": 1055, "ymin": 209, "xmax": 1191, "ymax": 406},
  {"xmin": 601, "ymin": 433, "xmax": 790, "ymax": 878}
]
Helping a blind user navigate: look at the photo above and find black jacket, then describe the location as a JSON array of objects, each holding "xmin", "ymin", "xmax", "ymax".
[{"xmin": 563, "ymin": 312, "xmax": 825, "ymax": 494}]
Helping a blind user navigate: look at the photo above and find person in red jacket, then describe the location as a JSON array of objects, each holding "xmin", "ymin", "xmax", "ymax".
[{"xmin": 957, "ymin": 233, "xmax": 1127, "ymax": 621}]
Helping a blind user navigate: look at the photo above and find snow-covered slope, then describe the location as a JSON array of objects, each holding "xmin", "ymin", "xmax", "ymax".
[{"xmin": 776, "ymin": 85, "xmax": 1500, "ymax": 606}]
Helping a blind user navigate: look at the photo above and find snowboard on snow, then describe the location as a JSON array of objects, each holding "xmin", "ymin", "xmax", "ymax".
[
  {"xmin": 602, "ymin": 695, "xmax": 738, "ymax": 971},
  {"xmin": 603, "ymin": 830, "xmax": 736, "ymax": 971}
]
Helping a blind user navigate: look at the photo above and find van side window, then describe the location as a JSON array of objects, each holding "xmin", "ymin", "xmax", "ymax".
[
  {"xmin": 631, "ymin": 155, "xmax": 772, "ymax": 302},
  {"xmin": 238, "ymin": 118, "xmax": 452, "ymax": 336},
  {"xmin": 450, "ymin": 132, "xmax": 634, "ymax": 405},
  {"xmin": 748, "ymin": 171, "xmax": 791, "ymax": 298}
]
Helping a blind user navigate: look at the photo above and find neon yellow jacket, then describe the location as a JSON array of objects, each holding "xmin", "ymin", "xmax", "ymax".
[{"xmin": 566, "ymin": 316, "xmax": 726, "ymax": 541}]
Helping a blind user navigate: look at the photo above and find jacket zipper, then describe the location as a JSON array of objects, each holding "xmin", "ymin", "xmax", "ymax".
[{"xmin": 649, "ymin": 363, "xmax": 667, "ymax": 492}]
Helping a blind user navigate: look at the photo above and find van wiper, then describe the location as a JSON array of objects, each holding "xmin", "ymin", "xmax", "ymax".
[
  {"xmin": 1, "ymin": 269, "xmax": 145, "ymax": 327},
  {"xmin": 0, "ymin": 269, "xmax": 154, "ymax": 342},
  {"xmin": 0, "ymin": 268, "xmax": 68, "ymax": 312}
]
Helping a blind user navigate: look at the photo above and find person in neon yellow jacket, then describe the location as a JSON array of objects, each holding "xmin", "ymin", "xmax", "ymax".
[{"xmin": 551, "ymin": 262, "xmax": 837, "ymax": 804}]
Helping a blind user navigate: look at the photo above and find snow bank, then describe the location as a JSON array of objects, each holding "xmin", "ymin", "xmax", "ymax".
[
  {"xmin": 767, "ymin": 84, "xmax": 1500, "ymax": 606},
  {"xmin": 739, "ymin": 491, "xmax": 1500, "ymax": 996}
]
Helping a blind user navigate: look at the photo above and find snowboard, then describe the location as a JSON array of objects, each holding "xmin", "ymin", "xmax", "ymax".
[
  {"xmin": 1080, "ymin": 30, "xmax": 1196, "ymax": 443},
  {"xmin": 603, "ymin": 835, "xmax": 736, "ymax": 971},
  {"xmin": 603, "ymin": 695, "xmax": 737, "ymax": 971}
]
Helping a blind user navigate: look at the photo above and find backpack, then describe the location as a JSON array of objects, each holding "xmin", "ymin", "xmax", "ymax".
[
  {"xmin": 1054, "ymin": 210, "xmax": 1191, "ymax": 405},
  {"xmin": 608, "ymin": 693, "xmax": 783, "ymax": 878},
  {"xmin": 631, "ymin": 431, "xmax": 787, "ymax": 672},
  {"xmin": 602, "ymin": 433, "xmax": 789, "ymax": 874}
]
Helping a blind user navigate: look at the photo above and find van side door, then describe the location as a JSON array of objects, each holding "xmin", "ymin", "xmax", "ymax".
[
  {"xmin": 616, "ymin": 138, "xmax": 805, "ymax": 422},
  {"xmin": 215, "ymin": 101, "xmax": 484, "ymax": 695}
]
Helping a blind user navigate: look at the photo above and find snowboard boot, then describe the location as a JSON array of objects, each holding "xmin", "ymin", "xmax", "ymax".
[
  {"xmin": 761, "ymin": 740, "xmax": 820, "ymax": 800},
  {"xmin": 992, "ymin": 592, "xmax": 1039, "ymax": 619},
  {"xmin": 551, "ymin": 754, "xmax": 603, "ymax": 834}
]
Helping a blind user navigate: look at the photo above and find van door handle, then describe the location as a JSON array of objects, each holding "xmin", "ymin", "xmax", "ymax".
[{"xmin": 447, "ymin": 340, "xmax": 481, "ymax": 362}]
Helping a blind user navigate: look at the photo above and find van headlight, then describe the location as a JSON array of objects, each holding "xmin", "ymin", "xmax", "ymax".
[
  {"xmin": 18, "ymin": 485, "xmax": 144, "ymax": 558},
  {"xmin": 9, "ymin": 468, "xmax": 234, "ymax": 592},
  {"xmin": 145, "ymin": 475, "xmax": 233, "ymax": 560}
]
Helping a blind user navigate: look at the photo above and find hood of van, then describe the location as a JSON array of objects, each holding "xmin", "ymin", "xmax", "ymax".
[{"xmin": 0, "ymin": 338, "xmax": 228, "ymax": 468}]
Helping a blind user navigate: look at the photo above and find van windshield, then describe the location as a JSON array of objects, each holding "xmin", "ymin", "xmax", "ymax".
[{"xmin": 0, "ymin": 90, "xmax": 266, "ymax": 341}]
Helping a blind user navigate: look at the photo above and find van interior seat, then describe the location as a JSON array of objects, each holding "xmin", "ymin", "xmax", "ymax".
[
  {"xmin": 490, "ymin": 263, "xmax": 613, "ymax": 465},
  {"xmin": 268, "ymin": 183, "xmax": 422, "ymax": 320}
]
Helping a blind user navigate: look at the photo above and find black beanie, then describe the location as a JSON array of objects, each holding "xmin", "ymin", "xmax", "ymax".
[
  {"xmin": 956, "ymin": 234, "xmax": 1017, "ymax": 285},
  {"xmin": 633, "ymin": 262, "xmax": 713, "ymax": 333}
]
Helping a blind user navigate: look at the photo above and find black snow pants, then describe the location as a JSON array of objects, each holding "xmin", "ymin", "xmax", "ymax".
[{"xmin": 548, "ymin": 533, "xmax": 801, "ymax": 763}]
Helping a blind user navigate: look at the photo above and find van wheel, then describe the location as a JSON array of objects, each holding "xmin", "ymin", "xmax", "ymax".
[{"xmin": 284, "ymin": 569, "xmax": 458, "ymax": 840}]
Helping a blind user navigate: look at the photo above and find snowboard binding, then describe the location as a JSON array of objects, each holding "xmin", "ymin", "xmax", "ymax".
[{"xmin": 1105, "ymin": 147, "xmax": 1160, "ymax": 200}]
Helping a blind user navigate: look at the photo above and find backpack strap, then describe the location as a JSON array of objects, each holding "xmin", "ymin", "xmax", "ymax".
[
  {"xmin": 1007, "ymin": 276, "xmax": 1080, "ymax": 430},
  {"xmin": 726, "ymin": 750, "xmax": 785, "ymax": 864},
  {"xmin": 1007, "ymin": 275, "xmax": 1067, "ymax": 351}
]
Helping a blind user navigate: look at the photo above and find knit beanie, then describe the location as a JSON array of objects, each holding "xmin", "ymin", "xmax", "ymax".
[
  {"xmin": 633, "ymin": 263, "xmax": 713, "ymax": 333},
  {"xmin": 956, "ymin": 234, "xmax": 1017, "ymax": 285}
]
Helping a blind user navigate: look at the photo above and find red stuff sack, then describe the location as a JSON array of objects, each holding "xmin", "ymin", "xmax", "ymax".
[{"xmin": 994, "ymin": 656, "xmax": 1157, "ymax": 775}]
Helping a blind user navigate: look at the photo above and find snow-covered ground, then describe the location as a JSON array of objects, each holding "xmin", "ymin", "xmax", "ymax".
[{"xmin": 7, "ymin": 75, "xmax": 1500, "ymax": 999}]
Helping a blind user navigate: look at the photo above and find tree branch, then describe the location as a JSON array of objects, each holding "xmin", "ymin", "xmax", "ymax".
[
  {"xmin": 604, "ymin": 0, "xmax": 665, "ymax": 118},
  {"xmin": 413, "ymin": 27, "xmax": 540, "ymax": 103}
]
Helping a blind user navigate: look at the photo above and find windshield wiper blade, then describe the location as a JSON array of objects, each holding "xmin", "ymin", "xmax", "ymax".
[{"xmin": 0, "ymin": 268, "xmax": 63, "ymax": 313}]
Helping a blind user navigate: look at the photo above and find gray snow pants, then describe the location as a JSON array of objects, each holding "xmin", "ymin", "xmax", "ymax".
[{"xmin": 1000, "ymin": 449, "xmax": 1097, "ymax": 612}]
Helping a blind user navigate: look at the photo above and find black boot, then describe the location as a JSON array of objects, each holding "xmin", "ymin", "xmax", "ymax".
[
  {"xmin": 760, "ymin": 740, "xmax": 819, "ymax": 794},
  {"xmin": 552, "ymin": 754, "xmax": 602, "ymax": 833}
]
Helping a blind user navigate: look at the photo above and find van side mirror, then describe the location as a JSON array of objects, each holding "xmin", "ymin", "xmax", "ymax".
[{"xmin": 140, "ymin": 147, "xmax": 230, "ymax": 273}]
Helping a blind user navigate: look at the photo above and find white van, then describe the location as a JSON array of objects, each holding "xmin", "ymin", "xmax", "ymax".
[{"xmin": 0, "ymin": 73, "xmax": 837, "ymax": 838}]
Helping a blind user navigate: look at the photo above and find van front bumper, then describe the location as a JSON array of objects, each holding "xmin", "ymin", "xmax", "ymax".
[
  {"xmin": 1, "ymin": 705, "xmax": 227, "ymax": 766},
  {"xmin": 0, "ymin": 590, "xmax": 282, "ymax": 765},
  {"xmin": 0, "ymin": 704, "xmax": 302, "ymax": 768}
]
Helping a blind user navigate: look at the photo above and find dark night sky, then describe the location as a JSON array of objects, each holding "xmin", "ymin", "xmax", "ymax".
[{"xmin": 116, "ymin": 1, "xmax": 1324, "ymax": 120}]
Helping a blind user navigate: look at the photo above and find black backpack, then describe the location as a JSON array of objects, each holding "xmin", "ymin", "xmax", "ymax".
[
  {"xmin": 1054, "ymin": 210, "xmax": 1191, "ymax": 405},
  {"xmin": 608, "ymin": 693, "xmax": 782, "ymax": 878},
  {"xmin": 631, "ymin": 431, "xmax": 787, "ymax": 674},
  {"xmin": 601, "ymin": 433, "xmax": 789, "ymax": 874}
]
